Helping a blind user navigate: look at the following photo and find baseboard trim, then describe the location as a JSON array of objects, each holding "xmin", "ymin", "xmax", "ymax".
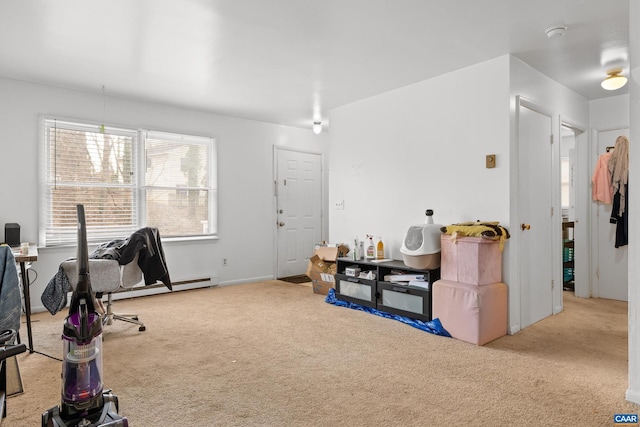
[{"xmin": 218, "ymin": 275, "xmax": 274, "ymax": 286}]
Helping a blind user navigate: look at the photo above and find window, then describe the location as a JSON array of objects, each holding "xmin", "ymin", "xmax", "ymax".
[
  {"xmin": 561, "ymin": 157, "xmax": 570, "ymax": 209},
  {"xmin": 142, "ymin": 130, "xmax": 217, "ymax": 238},
  {"xmin": 41, "ymin": 118, "xmax": 216, "ymax": 247}
]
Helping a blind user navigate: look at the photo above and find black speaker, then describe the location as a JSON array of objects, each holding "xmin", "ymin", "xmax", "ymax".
[{"xmin": 5, "ymin": 223, "xmax": 20, "ymax": 247}]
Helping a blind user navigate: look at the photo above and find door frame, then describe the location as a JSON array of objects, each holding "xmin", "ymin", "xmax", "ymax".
[
  {"xmin": 559, "ymin": 118, "xmax": 588, "ymax": 299},
  {"xmin": 272, "ymin": 146, "xmax": 326, "ymax": 278}
]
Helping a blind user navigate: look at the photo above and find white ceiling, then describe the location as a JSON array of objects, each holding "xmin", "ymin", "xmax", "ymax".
[{"xmin": 0, "ymin": 0, "xmax": 630, "ymax": 130}]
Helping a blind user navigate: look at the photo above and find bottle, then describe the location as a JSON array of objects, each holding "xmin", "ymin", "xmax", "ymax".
[
  {"xmin": 365, "ymin": 235, "xmax": 375, "ymax": 260},
  {"xmin": 376, "ymin": 237, "xmax": 384, "ymax": 260}
]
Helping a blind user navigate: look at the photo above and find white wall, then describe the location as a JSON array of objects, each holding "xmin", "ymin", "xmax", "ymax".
[
  {"xmin": 626, "ymin": 0, "xmax": 640, "ymax": 405},
  {"xmin": 328, "ymin": 55, "xmax": 511, "ymax": 258},
  {"xmin": 590, "ymin": 95, "xmax": 630, "ymax": 130},
  {"xmin": 328, "ymin": 55, "xmax": 591, "ymax": 334},
  {"xmin": 0, "ymin": 77, "xmax": 328, "ymax": 313}
]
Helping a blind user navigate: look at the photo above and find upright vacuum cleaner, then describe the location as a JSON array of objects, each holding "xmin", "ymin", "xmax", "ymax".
[{"xmin": 42, "ymin": 204, "xmax": 128, "ymax": 427}]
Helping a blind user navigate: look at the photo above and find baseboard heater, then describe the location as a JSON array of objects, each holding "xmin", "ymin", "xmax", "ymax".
[{"xmin": 111, "ymin": 277, "xmax": 212, "ymax": 295}]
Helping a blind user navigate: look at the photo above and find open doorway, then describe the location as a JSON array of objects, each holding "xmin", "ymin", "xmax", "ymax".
[
  {"xmin": 591, "ymin": 128, "xmax": 629, "ymax": 301},
  {"xmin": 560, "ymin": 125, "xmax": 576, "ymax": 293},
  {"xmin": 560, "ymin": 121, "xmax": 589, "ymax": 301}
]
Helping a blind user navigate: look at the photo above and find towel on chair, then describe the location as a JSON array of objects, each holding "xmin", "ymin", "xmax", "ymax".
[
  {"xmin": 42, "ymin": 259, "xmax": 131, "ymax": 315},
  {"xmin": 60, "ymin": 259, "xmax": 123, "ymax": 291}
]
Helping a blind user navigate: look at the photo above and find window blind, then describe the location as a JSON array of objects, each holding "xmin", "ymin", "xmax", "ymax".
[{"xmin": 42, "ymin": 118, "xmax": 139, "ymax": 246}]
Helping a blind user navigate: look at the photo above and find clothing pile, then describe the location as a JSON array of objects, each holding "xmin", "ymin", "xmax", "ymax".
[
  {"xmin": 0, "ymin": 247, "xmax": 21, "ymax": 334},
  {"xmin": 592, "ymin": 135, "xmax": 629, "ymax": 248},
  {"xmin": 41, "ymin": 227, "xmax": 171, "ymax": 315},
  {"xmin": 440, "ymin": 221, "xmax": 510, "ymax": 251}
]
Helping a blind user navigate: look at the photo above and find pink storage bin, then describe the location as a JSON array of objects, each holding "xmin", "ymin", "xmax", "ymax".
[
  {"xmin": 432, "ymin": 279, "xmax": 507, "ymax": 345},
  {"xmin": 440, "ymin": 235, "xmax": 502, "ymax": 285}
]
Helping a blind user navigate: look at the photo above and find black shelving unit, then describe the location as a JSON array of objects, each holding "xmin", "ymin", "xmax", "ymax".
[
  {"xmin": 334, "ymin": 257, "xmax": 440, "ymax": 321},
  {"xmin": 563, "ymin": 221, "xmax": 574, "ymax": 291}
]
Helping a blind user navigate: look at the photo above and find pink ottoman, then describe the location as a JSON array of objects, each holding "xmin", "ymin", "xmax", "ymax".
[
  {"xmin": 440, "ymin": 235, "xmax": 502, "ymax": 285},
  {"xmin": 432, "ymin": 280, "xmax": 507, "ymax": 345}
]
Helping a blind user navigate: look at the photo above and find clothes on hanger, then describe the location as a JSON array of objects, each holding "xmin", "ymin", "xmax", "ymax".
[
  {"xmin": 592, "ymin": 150, "xmax": 613, "ymax": 204},
  {"xmin": 607, "ymin": 135, "xmax": 630, "ymax": 248},
  {"xmin": 608, "ymin": 135, "xmax": 629, "ymax": 216},
  {"xmin": 610, "ymin": 183, "xmax": 628, "ymax": 248}
]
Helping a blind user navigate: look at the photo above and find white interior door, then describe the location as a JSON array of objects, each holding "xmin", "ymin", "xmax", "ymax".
[
  {"xmin": 275, "ymin": 148, "xmax": 322, "ymax": 278},
  {"xmin": 593, "ymin": 128, "xmax": 628, "ymax": 301},
  {"xmin": 518, "ymin": 100, "xmax": 554, "ymax": 328}
]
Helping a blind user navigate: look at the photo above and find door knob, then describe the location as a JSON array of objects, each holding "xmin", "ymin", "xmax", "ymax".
[
  {"xmin": 279, "ymin": 222, "xmax": 285, "ymax": 227},
  {"xmin": 521, "ymin": 223, "xmax": 531, "ymax": 231}
]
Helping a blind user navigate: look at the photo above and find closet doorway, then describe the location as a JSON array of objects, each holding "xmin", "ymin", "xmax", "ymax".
[
  {"xmin": 560, "ymin": 125, "xmax": 576, "ymax": 293},
  {"xmin": 591, "ymin": 128, "xmax": 629, "ymax": 301},
  {"xmin": 560, "ymin": 122, "xmax": 588, "ymax": 300}
]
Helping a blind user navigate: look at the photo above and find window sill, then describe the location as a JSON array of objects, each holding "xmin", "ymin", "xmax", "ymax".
[{"xmin": 162, "ymin": 235, "xmax": 219, "ymax": 245}]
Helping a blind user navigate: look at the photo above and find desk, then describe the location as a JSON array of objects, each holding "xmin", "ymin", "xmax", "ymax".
[{"xmin": 13, "ymin": 246, "xmax": 37, "ymax": 354}]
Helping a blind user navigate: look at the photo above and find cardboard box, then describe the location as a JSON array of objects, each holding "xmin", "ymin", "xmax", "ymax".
[
  {"xmin": 312, "ymin": 273, "xmax": 336, "ymax": 295},
  {"xmin": 312, "ymin": 244, "xmax": 349, "ymax": 262},
  {"xmin": 305, "ymin": 244, "xmax": 348, "ymax": 294},
  {"xmin": 306, "ymin": 255, "xmax": 336, "ymax": 295},
  {"xmin": 440, "ymin": 235, "xmax": 502, "ymax": 285},
  {"xmin": 305, "ymin": 254, "xmax": 337, "ymax": 279},
  {"xmin": 345, "ymin": 266, "xmax": 361, "ymax": 277}
]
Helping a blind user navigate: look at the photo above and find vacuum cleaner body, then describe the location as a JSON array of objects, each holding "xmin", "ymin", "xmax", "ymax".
[{"xmin": 42, "ymin": 205, "xmax": 128, "ymax": 427}]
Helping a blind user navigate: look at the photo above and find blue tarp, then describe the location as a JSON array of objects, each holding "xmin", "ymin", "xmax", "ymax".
[{"xmin": 325, "ymin": 288, "xmax": 451, "ymax": 337}]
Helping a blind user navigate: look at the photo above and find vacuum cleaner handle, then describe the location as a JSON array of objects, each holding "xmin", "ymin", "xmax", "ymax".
[
  {"xmin": 76, "ymin": 204, "xmax": 90, "ymax": 288},
  {"xmin": 67, "ymin": 204, "xmax": 99, "ymax": 326}
]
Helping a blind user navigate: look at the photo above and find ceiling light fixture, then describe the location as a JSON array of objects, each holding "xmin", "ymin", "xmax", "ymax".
[
  {"xmin": 601, "ymin": 69, "xmax": 628, "ymax": 91},
  {"xmin": 312, "ymin": 121, "xmax": 322, "ymax": 134}
]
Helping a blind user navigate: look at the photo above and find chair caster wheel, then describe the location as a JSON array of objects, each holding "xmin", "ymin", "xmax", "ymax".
[{"xmin": 139, "ymin": 326, "xmax": 146, "ymax": 332}]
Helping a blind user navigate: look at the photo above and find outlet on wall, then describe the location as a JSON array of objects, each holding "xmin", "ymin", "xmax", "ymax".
[
  {"xmin": 335, "ymin": 200, "xmax": 345, "ymax": 210},
  {"xmin": 222, "ymin": 258, "xmax": 228, "ymax": 266}
]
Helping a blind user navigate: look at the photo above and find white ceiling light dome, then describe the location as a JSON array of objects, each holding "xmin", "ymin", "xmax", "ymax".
[
  {"xmin": 601, "ymin": 69, "xmax": 628, "ymax": 90},
  {"xmin": 312, "ymin": 121, "xmax": 322, "ymax": 134}
]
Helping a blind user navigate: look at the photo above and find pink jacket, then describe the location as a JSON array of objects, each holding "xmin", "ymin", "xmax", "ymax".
[{"xmin": 592, "ymin": 152, "xmax": 613, "ymax": 204}]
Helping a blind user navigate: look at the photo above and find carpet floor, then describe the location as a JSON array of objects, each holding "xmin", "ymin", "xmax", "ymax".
[{"xmin": 5, "ymin": 281, "xmax": 638, "ymax": 426}]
